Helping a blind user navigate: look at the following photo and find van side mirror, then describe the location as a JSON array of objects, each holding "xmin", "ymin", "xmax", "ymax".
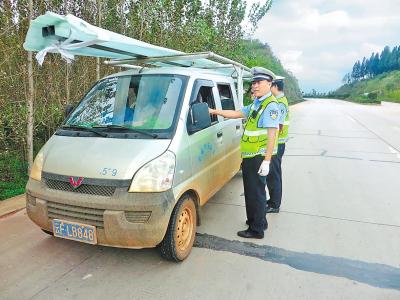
[
  {"xmin": 188, "ymin": 103, "xmax": 211, "ymax": 134},
  {"xmin": 65, "ymin": 104, "xmax": 74, "ymax": 117}
]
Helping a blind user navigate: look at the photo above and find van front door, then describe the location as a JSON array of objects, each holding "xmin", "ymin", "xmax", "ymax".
[
  {"xmin": 187, "ymin": 80, "xmax": 225, "ymax": 204},
  {"xmin": 216, "ymin": 83, "xmax": 242, "ymax": 183}
]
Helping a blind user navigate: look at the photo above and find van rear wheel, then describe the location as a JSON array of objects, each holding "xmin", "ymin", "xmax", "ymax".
[{"xmin": 159, "ymin": 195, "xmax": 197, "ymax": 261}]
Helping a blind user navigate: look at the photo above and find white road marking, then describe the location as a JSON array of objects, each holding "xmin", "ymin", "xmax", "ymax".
[
  {"xmin": 388, "ymin": 146, "xmax": 398, "ymax": 154},
  {"xmin": 347, "ymin": 116, "xmax": 357, "ymax": 123},
  {"xmin": 82, "ymin": 274, "xmax": 92, "ymax": 280}
]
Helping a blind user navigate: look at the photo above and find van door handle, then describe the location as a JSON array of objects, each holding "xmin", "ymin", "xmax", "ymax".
[
  {"xmin": 236, "ymin": 125, "xmax": 241, "ymax": 130},
  {"xmin": 217, "ymin": 131, "xmax": 223, "ymax": 138}
]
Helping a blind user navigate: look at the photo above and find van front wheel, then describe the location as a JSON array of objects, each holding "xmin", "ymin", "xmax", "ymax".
[
  {"xmin": 41, "ymin": 229, "xmax": 53, "ymax": 236},
  {"xmin": 159, "ymin": 195, "xmax": 197, "ymax": 261}
]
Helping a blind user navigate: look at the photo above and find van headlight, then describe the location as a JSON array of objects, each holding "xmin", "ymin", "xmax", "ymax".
[
  {"xmin": 129, "ymin": 151, "xmax": 176, "ymax": 192},
  {"xmin": 30, "ymin": 151, "xmax": 44, "ymax": 181}
]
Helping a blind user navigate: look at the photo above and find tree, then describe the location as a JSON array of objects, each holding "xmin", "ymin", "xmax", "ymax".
[
  {"xmin": 389, "ymin": 46, "xmax": 398, "ymax": 71},
  {"xmin": 27, "ymin": 0, "xmax": 34, "ymax": 172},
  {"xmin": 366, "ymin": 53, "xmax": 375, "ymax": 78},
  {"xmin": 360, "ymin": 57, "xmax": 367, "ymax": 80},
  {"xmin": 351, "ymin": 60, "xmax": 361, "ymax": 81},
  {"xmin": 96, "ymin": 0, "xmax": 102, "ymax": 81},
  {"xmin": 342, "ymin": 73, "xmax": 352, "ymax": 84},
  {"xmin": 371, "ymin": 53, "xmax": 380, "ymax": 76},
  {"xmin": 379, "ymin": 45, "xmax": 391, "ymax": 74},
  {"xmin": 248, "ymin": 0, "xmax": 273, "ymax": 35}
]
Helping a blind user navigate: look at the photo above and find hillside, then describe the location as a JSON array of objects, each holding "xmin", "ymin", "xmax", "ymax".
[
  {"xmin": 334, "ymin": 71, "xmax": 400, "ymax": 103},
  {"xmin": 235, "ymin": 40, "xmax": 303, "ymax": 105}
]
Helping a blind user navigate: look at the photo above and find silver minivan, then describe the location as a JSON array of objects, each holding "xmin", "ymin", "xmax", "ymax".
[{"xmin": 26, "ymin": 66, "xmax": 243, "ymax": 261}]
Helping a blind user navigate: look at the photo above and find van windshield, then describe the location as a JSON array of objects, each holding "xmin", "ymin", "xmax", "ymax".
[{"xmin": 64, "ymin": 74, "xmax": 187, "ymax": 138}]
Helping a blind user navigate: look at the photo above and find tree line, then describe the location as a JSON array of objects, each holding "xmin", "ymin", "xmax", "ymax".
[{"xmin": 343, "ymin": 45, "xmax": 400, "ymax": 84}]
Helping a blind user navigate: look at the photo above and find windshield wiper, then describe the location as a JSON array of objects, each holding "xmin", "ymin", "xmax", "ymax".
[
  {"xmin": 92, "ymin": 124, "xmax": 158, "ymax": 138},
  {"xmin": 92, "ymin": 124, "xmax": 129, "ymax": 130},
  {"xmin": 61, "ymin": 125, "xmax": 107, "ymax": 137}
]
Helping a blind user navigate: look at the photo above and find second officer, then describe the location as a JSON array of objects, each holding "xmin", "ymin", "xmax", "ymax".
[{"xmin": 266, "ymin": 76, "xmax": 289, "ymax": 213}]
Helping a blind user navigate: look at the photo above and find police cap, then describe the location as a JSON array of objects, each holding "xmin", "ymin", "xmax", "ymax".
[
  {"xmin": 251, "ymin": 67, "xmax": 276, "ymax": 82},
  {"xmin": 272, "ymin": 75, "xmax": 285, "ymax": 91},
  {"xmin": 273, "ymin": 75, "xmax": 285, "ymax": 83}
]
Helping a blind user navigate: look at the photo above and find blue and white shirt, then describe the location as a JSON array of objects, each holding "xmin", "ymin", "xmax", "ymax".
[{"xmin": 241, "ymin": 92, "xmax": 280, "ymax": 129}]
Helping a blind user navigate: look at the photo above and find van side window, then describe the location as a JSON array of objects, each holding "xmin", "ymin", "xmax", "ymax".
[
  {"xmin": 195, "ymin": 86, "xmax": 218, "ymax": 123},
  {"xmin": 217, "ymin": 84, "xmax": 235, "ymax": 111}
]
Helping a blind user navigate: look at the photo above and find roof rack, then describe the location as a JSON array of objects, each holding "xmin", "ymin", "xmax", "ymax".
[
  {"xmin": 104, "ymin": 51, "xmax": 251, "ymax": 106},
  {"xmin": 104, "ymin": 51, "xmax": 251, "ymax": 72}
]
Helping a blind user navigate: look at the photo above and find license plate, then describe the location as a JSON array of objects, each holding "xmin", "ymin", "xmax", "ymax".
[{"xmin": 52, "ymin": 219, "xmax": 97, "ymax": 244}]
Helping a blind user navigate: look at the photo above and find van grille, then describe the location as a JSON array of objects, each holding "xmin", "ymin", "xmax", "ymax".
[
  {"xmin": 125, "ymin": 211, "xmax": 152, "ymax": 223},
  {"xmin": 47, "ymin": 201, "xmax": 104, "ymax": 228},
  {"xmin": 45, "ymin": 179, "xmax": 116, "ymax": 197}
]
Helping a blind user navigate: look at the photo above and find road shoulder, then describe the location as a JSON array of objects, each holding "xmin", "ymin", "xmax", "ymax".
[{"xmin": 0, "ymin": 194, "xmax": 26, "ymax": 217}]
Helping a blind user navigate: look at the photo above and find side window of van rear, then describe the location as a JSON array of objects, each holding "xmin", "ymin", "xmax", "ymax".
[
  {"xmin": 194, "ymin": 86, "xmax": 218, "ymax": 124},
  {"xmin": 217, "ymin": 84, "xmax": 235, "ymax": 111}
]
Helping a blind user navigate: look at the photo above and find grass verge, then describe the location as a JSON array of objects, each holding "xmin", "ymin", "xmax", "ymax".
[{"xmin": 0, "ymin": 151, "xmax": 27, "ymax": 201}]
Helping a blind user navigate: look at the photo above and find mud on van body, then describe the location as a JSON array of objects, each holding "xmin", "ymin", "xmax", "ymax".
[{"xmin": 26, "ymin": 67, "xmax": 243, "ymax": 261}]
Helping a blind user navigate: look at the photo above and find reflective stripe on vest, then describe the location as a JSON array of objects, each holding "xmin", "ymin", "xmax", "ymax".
[
  {"xmin": 278, "ymin": 137, "xmax": 289, "ymax": 143},
  {"xmin": 243, "ymin": 129, "xmax": 269, "ymax": 136}
]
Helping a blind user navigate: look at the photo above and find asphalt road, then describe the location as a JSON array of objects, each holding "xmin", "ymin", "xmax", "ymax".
[{"xmin": 1, "ymin": 99, "xmax": 400, "ymax": 300}]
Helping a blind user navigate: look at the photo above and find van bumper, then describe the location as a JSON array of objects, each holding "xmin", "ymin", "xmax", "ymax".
[{"xmin": 25, "ymin": 178, "xmax": 176, "ymax": 248}]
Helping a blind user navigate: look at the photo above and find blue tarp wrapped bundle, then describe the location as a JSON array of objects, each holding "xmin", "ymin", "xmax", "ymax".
[{"xmin": 23, "ymin": 11, "xmax": 235, "ymax": 72}]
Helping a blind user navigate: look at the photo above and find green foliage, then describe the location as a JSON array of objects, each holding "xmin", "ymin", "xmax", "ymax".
[
  {"xmin": 367, "ymin": 92, "xmax": 377, "ymax": 100},
  {"xmin": 231, "ymin": 39, "xmax": 303, "ymax": 104},
  {"xmin": 344, "ymin": 45, "xmax": 400, "ymax": 83},
  {"xmin": 0, "ymin": 151, "xmax": 28, "ymax": 200},
  {"xmin": 247, "ymin": 0, "xmax": 273, "ymax": 34},
  {"xmin": 334, "ymin": 70, "xmax": 400, "ymax": 104}
]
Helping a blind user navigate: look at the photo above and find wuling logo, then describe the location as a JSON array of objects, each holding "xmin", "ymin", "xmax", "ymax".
[{"xmin": 69, "ymin": 176, "xmax": 84, "ymax": 189}]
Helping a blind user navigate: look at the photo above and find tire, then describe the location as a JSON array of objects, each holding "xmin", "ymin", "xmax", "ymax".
[
  {"xmin": 41, "ymin": 229, "xmax": 53, "ymax": 236},
  {"xmin": 159, "ymin": 195, "xmax": 197, "ymax": 262}
]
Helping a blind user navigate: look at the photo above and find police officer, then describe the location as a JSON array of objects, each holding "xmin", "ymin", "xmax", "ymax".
[
  {"xmin": 209, "ymin": 67, "xmax": 279, "ymax": 239},
  {"xmin": 266, "ymin": 76, "xmax": 289, "ymax": 213}
]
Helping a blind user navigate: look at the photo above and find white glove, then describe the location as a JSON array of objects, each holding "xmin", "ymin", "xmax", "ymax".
[{"xmin": 258, "ymin": 160, "xmax": 270, "ymax": 176}]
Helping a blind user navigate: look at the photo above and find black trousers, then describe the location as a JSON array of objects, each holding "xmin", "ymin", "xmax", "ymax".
[
  {"xmin": 267, "ymin": 143, "xmax": 286, "ymax": 209},
  {"xmin": 242, "ymin": 155, "xmax": 267, "ymax": 234}
]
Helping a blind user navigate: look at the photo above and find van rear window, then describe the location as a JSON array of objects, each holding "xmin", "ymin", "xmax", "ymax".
[{"xmin": 217, "ymin": 84, "xmax": 235, "ymax": 110}]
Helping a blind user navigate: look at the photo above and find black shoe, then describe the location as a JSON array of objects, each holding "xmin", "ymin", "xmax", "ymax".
[
  {"xmin": 266, "ymin": 206, "xmax": 280, "ymax": 213},
  {"xmin": 237, "ymin": 229, "xmax": 264, "ymax": 239},
  {"xmin": 245, "ymin": 220, "xmax": 268, "ymax": 230}
]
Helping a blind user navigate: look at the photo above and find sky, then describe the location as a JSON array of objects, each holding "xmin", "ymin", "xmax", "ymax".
[{"xmin": 251, "ymin": 0, "xmax": 400, "ymax": 92}]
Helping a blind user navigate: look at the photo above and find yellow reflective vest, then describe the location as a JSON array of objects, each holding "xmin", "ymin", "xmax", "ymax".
[{"xmin": 240, "ymin": 95, "xmax": 278, "ymax": 158}]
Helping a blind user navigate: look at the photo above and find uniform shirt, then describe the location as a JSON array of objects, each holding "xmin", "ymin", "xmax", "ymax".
[
  {"xmin": 241, "ymin": 92, "xmax": 280, "ymax": 129},
  {"xmin": 276, "ymin": 93, "xmax": 287, "ymax": 125}
]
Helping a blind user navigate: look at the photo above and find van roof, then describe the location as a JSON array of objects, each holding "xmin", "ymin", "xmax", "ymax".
[{"xmin": 103, "ymin": 67, "xmax": 238, "ymax": 83}]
